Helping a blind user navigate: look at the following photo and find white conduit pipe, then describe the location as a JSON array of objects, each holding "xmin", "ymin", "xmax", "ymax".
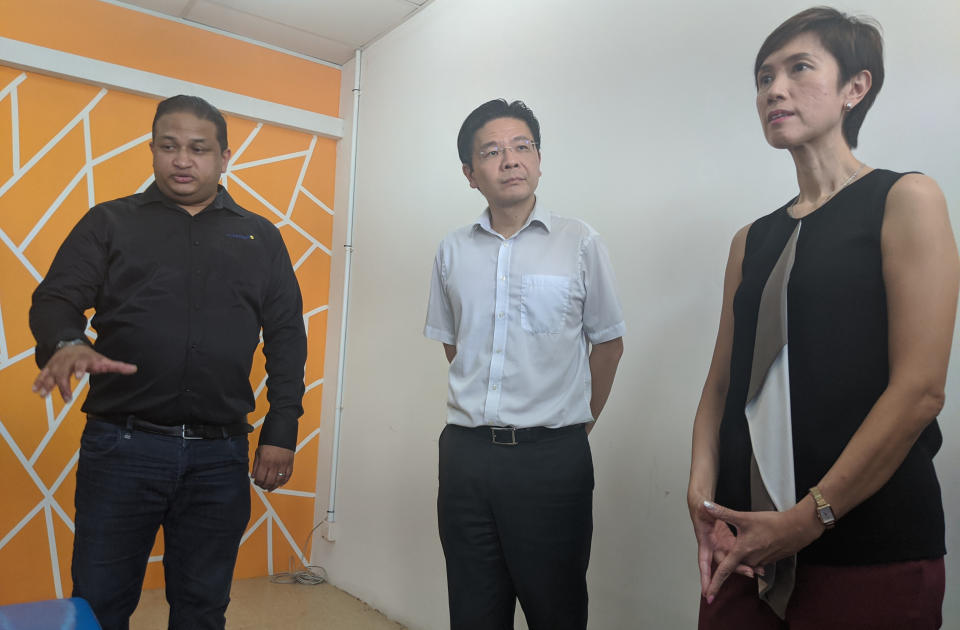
[{"xmin": 326, "ymin": 48, "xmax": 362, "ymax": 527}]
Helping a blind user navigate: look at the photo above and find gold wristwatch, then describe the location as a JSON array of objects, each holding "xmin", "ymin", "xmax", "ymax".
[{"xmin": 809, "ymin": 486, "xmax": 836, "ymax": 529}]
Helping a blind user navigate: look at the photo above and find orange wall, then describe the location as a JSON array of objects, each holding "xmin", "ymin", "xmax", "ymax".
[
  {"xmin": 0, "ymin": 0, "xmax": 340, "ymax": 117},
  {"xmin": 0, "ymin": 1, "xmax": 338, "ymax": 606}
]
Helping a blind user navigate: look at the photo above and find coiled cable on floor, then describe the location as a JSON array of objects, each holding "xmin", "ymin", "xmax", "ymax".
[{"xmin": 269, "ymin": 521, "xmax": 329, "ymax": 586}]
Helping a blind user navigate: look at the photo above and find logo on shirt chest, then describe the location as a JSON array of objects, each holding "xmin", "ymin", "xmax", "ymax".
[{"xmin": 225, "ymin": 233, "xmax": 255, "ymax": 240}]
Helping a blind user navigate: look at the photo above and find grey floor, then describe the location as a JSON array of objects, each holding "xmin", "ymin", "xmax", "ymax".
[{"xmin": 130, "ymin": 576, "xmax": 406, "ymax": 629}]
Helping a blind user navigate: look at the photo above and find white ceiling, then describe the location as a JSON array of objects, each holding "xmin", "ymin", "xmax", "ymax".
[{"xmin": 113, "ymin": 0, "xmax": 433, "ymax": 65}]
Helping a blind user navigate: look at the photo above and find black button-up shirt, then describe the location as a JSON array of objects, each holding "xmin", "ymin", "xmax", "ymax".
[{"xmin": 30, "ymin": 184, "xmax": 307, "ymax": 449}]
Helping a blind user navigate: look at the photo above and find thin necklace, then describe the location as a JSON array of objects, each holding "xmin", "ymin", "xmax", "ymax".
[{"xmin": 788, "ymin": 164, "xmax": 864, "ymax": 218}]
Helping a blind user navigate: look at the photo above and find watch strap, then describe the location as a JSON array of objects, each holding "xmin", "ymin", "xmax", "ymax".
[{"xmin": 55, "ymin": 338, "xmax": 88, "ymax": 351}]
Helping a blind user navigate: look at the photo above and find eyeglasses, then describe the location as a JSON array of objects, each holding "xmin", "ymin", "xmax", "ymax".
[{"xmin": 477, "ymin": 139, "xmax": 538, "ymax": 162}]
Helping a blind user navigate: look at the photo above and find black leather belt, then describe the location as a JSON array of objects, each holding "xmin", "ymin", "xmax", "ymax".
[
  {"xmin": 91, "ymin": 415, "xmax": 252, "ymax": 440},
  {"xmin": 458, "ymin": 423, "xmax": 586, "ymax": 446}
]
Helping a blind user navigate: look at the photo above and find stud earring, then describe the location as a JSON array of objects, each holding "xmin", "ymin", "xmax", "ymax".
[{"xmin": 844, "ymin": 102, "xmax": 853, "ymax": 111}]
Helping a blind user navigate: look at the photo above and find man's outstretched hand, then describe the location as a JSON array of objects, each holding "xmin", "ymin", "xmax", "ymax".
[{"xmin": 32, "ymin": 344, "xmax": 137, "ymax": 402}]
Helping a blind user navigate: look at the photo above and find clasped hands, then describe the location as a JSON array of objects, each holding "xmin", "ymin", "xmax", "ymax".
[
  {"xmin": 689, "ymin": 495, "xmax": 824, "ymax": 603},
  {"xmin": 32, "ymin": 344, "xmax": 294, "ymax": 491}
]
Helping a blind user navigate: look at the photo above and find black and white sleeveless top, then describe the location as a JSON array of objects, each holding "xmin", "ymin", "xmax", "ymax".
[{"xmin": 716, "ymin": 169, "xmax": 945, "ymax": 566}]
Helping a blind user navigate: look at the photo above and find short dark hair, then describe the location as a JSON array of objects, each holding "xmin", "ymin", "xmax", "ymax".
[
  {"xmin": 457, "ymin": 99, "xmax": 541, "ymax": 167},
  {"xmin": 152, "ymin": 95, "xmax": 229, "ymax": 152},
  {"xmin": 754, "ymin": 6, "xmax": 884, "ymax": 148}
]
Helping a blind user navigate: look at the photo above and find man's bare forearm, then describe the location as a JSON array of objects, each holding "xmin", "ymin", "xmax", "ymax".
[{"xmin": 588, "ymin": 337, "xmax": 624, "ymax": 427}]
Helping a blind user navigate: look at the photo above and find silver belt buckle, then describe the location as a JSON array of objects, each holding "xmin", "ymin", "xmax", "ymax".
[
  {"xmin": 181, "ymin": 424, "xmax": 203, "ymax": 440},
  {"xmin": 490, "ymin": 427, "xmax": 517, "ymax": 446}
]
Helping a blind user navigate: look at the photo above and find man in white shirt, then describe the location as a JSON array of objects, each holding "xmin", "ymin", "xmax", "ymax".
[{"xmin": 424, "ymin": 99, "xmax": 625, "ymax": 630}]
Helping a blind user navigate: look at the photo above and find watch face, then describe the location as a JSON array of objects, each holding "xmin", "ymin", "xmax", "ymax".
[{"xmin": 818, "ymin": 505, "xmax": 836, "ymax": 526}]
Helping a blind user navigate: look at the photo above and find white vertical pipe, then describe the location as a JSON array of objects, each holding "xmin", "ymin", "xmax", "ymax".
[{"xmin": 327, "ymin": 48, "xmax": 362, "ymax": 525}]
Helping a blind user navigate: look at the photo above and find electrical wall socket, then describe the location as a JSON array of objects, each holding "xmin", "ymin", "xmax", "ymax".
[{"xmin": 320, "ymin": 520, "xmax": 336, "ymax": 542}]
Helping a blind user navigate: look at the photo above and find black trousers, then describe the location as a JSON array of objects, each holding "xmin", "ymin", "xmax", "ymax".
[{"xmin": 438, "ymin": 423, "xmax": 594, "ymax": 630}]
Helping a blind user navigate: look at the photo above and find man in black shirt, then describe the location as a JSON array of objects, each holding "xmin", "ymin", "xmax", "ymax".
[{"xmin": 29, "ymin": 95, "xmax": 307, "ymax": 630}]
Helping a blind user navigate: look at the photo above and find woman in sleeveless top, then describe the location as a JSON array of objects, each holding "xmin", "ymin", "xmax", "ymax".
[{"xmin": 687, "ymin": 8, "xmax": 958, "ymax": 628}]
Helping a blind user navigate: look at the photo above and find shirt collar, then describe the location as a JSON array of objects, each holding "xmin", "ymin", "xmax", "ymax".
[
  {"xmin": 138, "ymin": 182, "xmax": 247, "ymax": 216},
  {"xmin": 473, "ymin": 200, "xmax": 551, "ymax": 237}
]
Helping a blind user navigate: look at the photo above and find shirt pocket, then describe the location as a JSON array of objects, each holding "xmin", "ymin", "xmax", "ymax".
[{"xmin": 520, "ymin": 274, "xmax": 571, "ymax": 334}]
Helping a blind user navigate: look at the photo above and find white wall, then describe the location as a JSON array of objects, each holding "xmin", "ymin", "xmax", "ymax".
[{"xmin": 313, "ymin": 1, "xmax": 960, "ymax": 628}]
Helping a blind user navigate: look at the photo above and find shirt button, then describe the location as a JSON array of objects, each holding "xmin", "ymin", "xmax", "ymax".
[
  {"xmin": 497, "ymin": 312, "xmax": 504, "ymax": 319},
  {"xmin": 495, "ymin": 349, "xmax": 503, "ymax": 354},
  {"xmin": 499, "ymin": 275, "xmax": 506, "ymax": 281},
  {"xmin": 491, "ymin": 384, "xmax": 498, "ymax": 390},
  {"xmin": 184, "ymin": 387, "xmax": 192, "ymax": 392},
  {"xmin": 193, "ymin": 240, "xmax": 200, "ymax": 246}
]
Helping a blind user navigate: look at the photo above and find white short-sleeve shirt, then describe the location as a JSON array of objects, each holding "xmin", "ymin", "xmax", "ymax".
[{"xmin": 424, "ymin": 204, "xmax": 625, "ymax": 428}]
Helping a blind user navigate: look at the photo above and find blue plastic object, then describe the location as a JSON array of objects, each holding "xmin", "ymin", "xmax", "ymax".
[{"xmin": 0, "ymin": 597, "xmax": 101, "ymax": 630}]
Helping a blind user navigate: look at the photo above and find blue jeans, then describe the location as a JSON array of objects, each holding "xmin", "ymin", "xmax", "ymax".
[{"xmin": 72, "ymin": 418, "xmax": 251, "ymax": 630}]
